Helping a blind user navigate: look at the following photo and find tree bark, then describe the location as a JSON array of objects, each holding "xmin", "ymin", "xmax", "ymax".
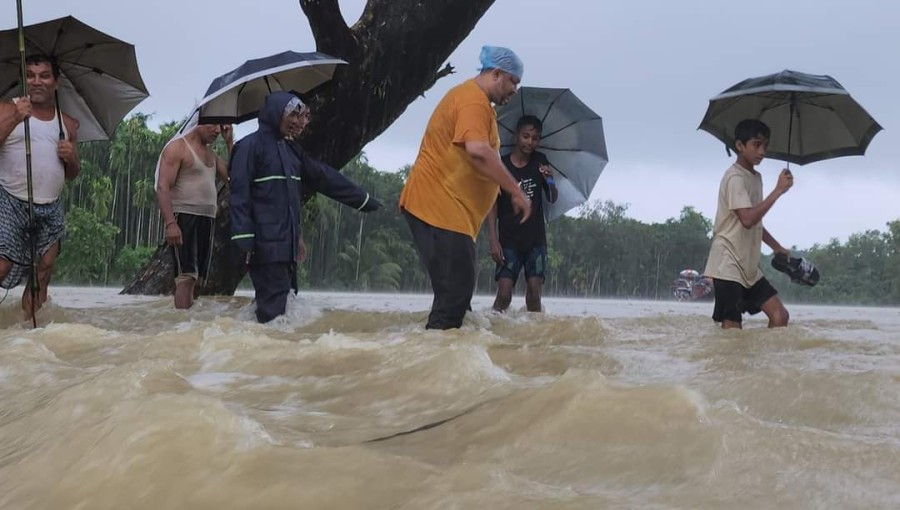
[{"xmin": 123, "ymin": 0, "xmax": 496, "ymax": 296}]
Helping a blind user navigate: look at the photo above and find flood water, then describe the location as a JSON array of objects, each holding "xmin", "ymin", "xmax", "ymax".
[{"xmin": 0, "ymin": 287, "xmax": 898, "ymax": 509}]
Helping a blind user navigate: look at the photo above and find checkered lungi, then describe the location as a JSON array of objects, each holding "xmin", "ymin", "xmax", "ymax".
[{"xmin": 0, "ymin": 185, "xmax": 65, "ymax": 289}]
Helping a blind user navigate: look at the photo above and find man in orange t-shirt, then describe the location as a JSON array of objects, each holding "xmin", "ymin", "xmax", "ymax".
[{"xmin": 399, "ymin": 46, "xmax": 531, "ymax": 329}]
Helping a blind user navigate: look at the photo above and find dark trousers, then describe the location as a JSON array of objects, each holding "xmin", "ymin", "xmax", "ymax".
[
  {"xmin": 404, "ymin": 211, "xmax": 476, "ymax": 330},
  {"xmin": 248, "ymin": 261, "xmax": 295, "ymax": 323}
]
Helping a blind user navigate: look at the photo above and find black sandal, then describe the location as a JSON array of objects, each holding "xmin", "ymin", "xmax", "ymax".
[{"xmin": 771, "ymin": 253, "xmax": 820, "ymax": 287}]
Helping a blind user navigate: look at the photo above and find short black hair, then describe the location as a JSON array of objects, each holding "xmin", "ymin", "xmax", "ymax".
[
  {"xmin": 734, "ymin": 119, "xmax": 770, "ymax": 146},
  {"xmin": 25, "ymin": 54, "xmax": 60, "ymax": 79},
  {"xmin": 516, "ymin": 115, "xmax": 542, "ymax": 133}
]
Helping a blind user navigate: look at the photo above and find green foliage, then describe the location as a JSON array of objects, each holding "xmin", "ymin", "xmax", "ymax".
[
  {"xmin": 762, "ymin": 224, "xmax": 900, "ymax": 305},
  {"xmin": 57, "ymin": 113, "xmax": 900, "ymax": 306},
  {"xmin": 109, "ymin": 245, "xmax": 156, "ymax": 284},
  {"xmin": 55, "ymin": 207, "xmax": 119, "ymax": 284},
  {"xmin": 527, "ymin": 202, "xmax": 712, "ymax": 298}
]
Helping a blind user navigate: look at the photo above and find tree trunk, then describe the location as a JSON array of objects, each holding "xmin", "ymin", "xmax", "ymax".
[
  {"xmin": 124, "ymin": 138, "xmax": 133, "ymax": 249},
  {"xmin": 333, "ymin": 204, "xmax": 342, "ymax": 265},
  {"xmin": 147, "ymin": 208, "xmax": 154, "ymax": 247},
  {"xmin": 123, "ymin": 0, "xmax": 497, "ymax": 296},
  {"xmin": 355, "ymin": 215, "xmax": 364, "ymax": 283},
  {"xmin": 110, "ymin": 174, "xmax": 119, "ymax": 224}
]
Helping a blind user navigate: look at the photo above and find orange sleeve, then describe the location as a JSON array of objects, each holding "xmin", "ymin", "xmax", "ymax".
[{"xmin": 452, "ymin": 102, "xmax": 495, "ymax": 145}]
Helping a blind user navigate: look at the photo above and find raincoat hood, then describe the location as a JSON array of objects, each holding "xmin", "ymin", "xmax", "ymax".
[{"xmin": 258, "ymin": 91, "xmax": 295, "ymax": 137}]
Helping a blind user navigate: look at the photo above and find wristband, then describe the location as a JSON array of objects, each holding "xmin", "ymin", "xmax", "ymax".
[{"xmin": 165, "ymin": 220, "xmax": 177, "ymax": 228}]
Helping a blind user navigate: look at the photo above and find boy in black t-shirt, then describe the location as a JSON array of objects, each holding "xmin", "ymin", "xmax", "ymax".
[{"xmin": 486, "ymin": 115, "xmax": 558, "ymax": 313}]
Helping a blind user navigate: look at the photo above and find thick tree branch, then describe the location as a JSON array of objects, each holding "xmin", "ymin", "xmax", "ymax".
[
  {"xmin": 354, "ymin": 0, "xmax": 388, "ymax": 31},
  {"xmin": 300, "ymin": 0, "xmax": 497, "ymax": 166},
  {"xmin": 423, "ymin": 63, "xmax": 456, "ymax": 95},
  {"xmin": 299, "ymin": 0, "xmax": 357, "ymax": 55}
]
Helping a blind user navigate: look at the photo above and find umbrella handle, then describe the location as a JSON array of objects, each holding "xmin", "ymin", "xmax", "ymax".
[
  {"xmin": 17, "ymin": 0, "xmax": 38, "ymax": 329},
  {"xmin": 786, "ymin": 95, "xmax": 795, "ymax": 170},
  {"xmin": 54, "ymin": 90, "xmax": 68, "ymax": 176},
  {"xmin": 55, "ymin": 90, "xmax": 65, "ymax": 140}
]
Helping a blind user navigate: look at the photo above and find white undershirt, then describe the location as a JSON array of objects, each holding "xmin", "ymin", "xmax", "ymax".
[{"xmin": 0, "ymin": 102, "xmax": 68, "ymax": 204}]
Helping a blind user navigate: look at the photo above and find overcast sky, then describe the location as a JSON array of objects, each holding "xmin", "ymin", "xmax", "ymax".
[{"xmin": 3, "ymin": 0, "xmax": 897, "ymax": 249}]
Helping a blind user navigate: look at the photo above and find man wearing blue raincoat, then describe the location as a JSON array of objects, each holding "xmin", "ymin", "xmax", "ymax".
[{"xmin": 229, "ymin": 91, "xmax": 381, "ymax": 323}]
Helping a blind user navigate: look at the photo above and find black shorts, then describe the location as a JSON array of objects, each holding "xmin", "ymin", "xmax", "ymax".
[
  {"xmin": 712, "ymin": 277, "xmax": 778, "ymax": 323},
  {"xmin": 171, "ymin": 213, "xmax": 215, "ymax": 283}
]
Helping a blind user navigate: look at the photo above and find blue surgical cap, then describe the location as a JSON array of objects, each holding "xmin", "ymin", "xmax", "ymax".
[{"xmin": 478, "ymin": 46, "xmax": 524, "ymax": 80}]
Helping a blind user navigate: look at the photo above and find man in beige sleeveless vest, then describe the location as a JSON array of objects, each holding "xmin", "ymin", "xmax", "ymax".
[
  {"xmin": 0, "ymin": 55, "xmax": 80, "ymax": 319},
  {"xmin": 156, "ymin": 122, "xmax": 232, "ymax": 309}
]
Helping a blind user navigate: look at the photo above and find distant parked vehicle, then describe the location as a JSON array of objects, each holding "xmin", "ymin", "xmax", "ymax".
[{"xmin": 672, "ymin": 269, "xmax": 714, "ymax": 301}]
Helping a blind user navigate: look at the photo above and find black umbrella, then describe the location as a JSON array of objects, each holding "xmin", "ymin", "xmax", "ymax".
[
  {"xmin": 496, "ymin": 87, "xmax": 608, "ymax": 221},
  {"xmin": 198, "ymin": 51, "xmax": 346, "ymax": 124},
  {"xmin": 699, "ymin": 70, "xmax": 882, "ymax": 166},
  {"xmin": 0, "ymin": 12, "xmax": 148, "ymax": 327},
  {"xmin": 0, "ymin": 15, "xmax": 150, "ymax": 142}
]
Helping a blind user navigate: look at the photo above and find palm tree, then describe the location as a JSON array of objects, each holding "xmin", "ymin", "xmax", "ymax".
[{"xmin": 131, "ymin": 178, "xmax": 156, "ymax": 247}]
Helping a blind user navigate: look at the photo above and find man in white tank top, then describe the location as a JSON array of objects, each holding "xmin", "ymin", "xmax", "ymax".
[
  {"xmin": 156, "ymin": 122, "xmax": 232, "ymax": 309},
  {"xmin": 0, "ymin": 55, "xmax": 80, "ymax": 319}
]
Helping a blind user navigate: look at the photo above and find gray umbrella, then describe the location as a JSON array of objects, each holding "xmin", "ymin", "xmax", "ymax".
[
  {"xmin": 198, "ymin": 51, "xmax": 346, "ymax": 124},
  {"xmin": 0, "ymin": 15, "xmax": 149, "ymax": 142},
  {"xmin": 699, "ymin": 70, "xmax": 882, "ymax": 166},
  {"xmin": 496, "ymin": 87, "xmax": 608, "ymax": 221}
]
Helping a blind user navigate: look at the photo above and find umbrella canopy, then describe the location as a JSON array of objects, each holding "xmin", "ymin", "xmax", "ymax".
[
  {"xmin": 679, "ymin": 269, "xmax": 700, "ymax": 279},
  {"xmin": 198, "ymin": 51, "xmax": 346, "ymax": 124},
  {"xmin": 699, "ymin": 70, "xmax": 882, "ymax": 166},
  {"xmin": 0, "ymin": 15, "xmax": 149, "ymax": 142},
  {"xmin": 496, "ymin": 87, "xmax": 608, "ymax": 221}
]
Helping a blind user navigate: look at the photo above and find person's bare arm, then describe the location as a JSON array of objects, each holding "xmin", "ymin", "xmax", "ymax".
[
  {"xmin": 486, "ymin": 198, "xmax": 504, "ymax": 264},
  {"xmin": 215, "ymin": 155, "xmax": 229, "ymax": 183},
  {"xmin": 0, "ymin": 99, "xmax": 29, "ymax": 146},
  {"xmin": 59, "ymin": 114, "xmax": 80, "ymax": 180},
  {"xmin": 464, "ymin": 141, "xmax": 531, "ymax": 223},
  {"xmin": 156, "ymin": 142, "xmax": 185, "ymax": 246},
  {"xmin": 464, "ymin": 141, "xmax": 518, "ymax": 194},
  {"xmin": 222, "ymin": 124, "xmax": 234, "ymax": 154},
  {"xmin": 734, "ymin": 169, "xmax": 793, "ymax": 229},
  {"xmin": 486, "ymin": 199, "xmax": 499, "ymax": 240},
  {"xmin": 298, "ymin": 234, "xmax": 307, "ymax": 262},
  {"xmin": 215, "ymin": 125, "xmax": 234, "ymax": 183}
]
